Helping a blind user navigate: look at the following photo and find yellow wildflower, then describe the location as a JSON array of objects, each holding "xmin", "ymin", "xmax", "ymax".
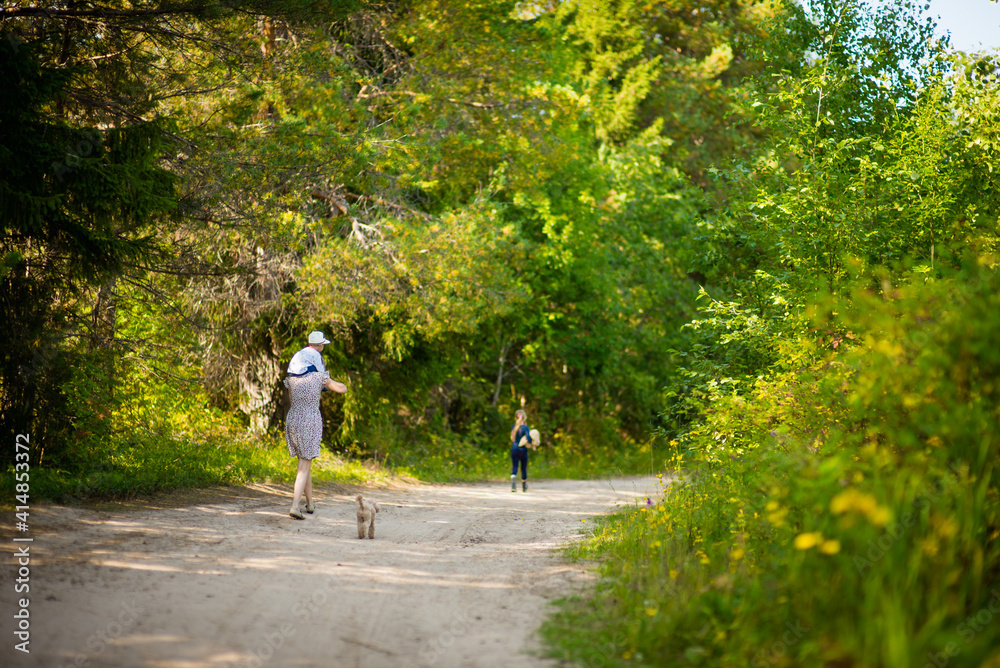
[
  {"xmin": 794, "ymin": 532, "xmax": 824, "ymax": 550},
  {"xmin": 870, "ymin": 506, "xmax": 891, "ymax": 527},
  {"xmin": 830, "ymin": 488, "xmax": 892, "ymax": 526},
  {"xmin": 819, "ymin": 539, "xmax": 841, "ymax": 554}
]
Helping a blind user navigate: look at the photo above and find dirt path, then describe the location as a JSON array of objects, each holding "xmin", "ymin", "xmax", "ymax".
[{"xmin": 2, "ymin": 476, "xmax": 663, "ymax": 668}]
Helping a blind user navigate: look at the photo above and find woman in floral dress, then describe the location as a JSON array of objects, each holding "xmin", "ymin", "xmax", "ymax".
[{"xmin": 284, "ymin": 362, "xmax": 346, "ymax": 519}]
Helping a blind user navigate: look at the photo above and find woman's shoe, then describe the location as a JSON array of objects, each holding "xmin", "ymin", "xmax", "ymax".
[
  {"xmin": 511, "ymin": 475, "xmax": 517, "ymax": 492},
  {"xmin": 305, "ymin": 503, "xmax": 316, "ymax": 514},
  {"xmin": 522, "ymin": 480, "xmax": 527, "ymax": 492},
  {"xmin": 289, "ymin": 508, "xmax": 305, "ymax": 520}
]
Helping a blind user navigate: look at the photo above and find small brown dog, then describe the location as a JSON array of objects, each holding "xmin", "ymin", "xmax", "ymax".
[{"xmin": 356, "ymin": 495, "xmax": 380, "ymax": 539}]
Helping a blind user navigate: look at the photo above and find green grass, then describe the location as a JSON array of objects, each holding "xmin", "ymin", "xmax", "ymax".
[
  {"xmin": 1, "ymin": 433, "xmax": 387, "ymax": 505},
  {"xmin": 390, "ymin": 439, "xmax": 666, "ymax": 483},
  {"xmin": 2, "ymin": 426, "xmax": 660, "ymax": 505}
]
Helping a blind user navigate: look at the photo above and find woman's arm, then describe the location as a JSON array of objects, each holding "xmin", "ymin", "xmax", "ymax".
[{"xmin": 324, "ymin": 378, "xmax": 348, "ymax": 393}]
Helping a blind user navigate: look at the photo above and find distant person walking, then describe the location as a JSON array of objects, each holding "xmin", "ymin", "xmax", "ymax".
[
  {"xmin": 284, "ymin": 331, "xmax": 347, "ymax": 519},
  {"xmin": 510, "ymin": 409, "xmax": 533, "ymax": 492}
]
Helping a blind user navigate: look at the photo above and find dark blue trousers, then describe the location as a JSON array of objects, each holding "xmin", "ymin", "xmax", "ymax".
[{"xmin": 510, "ymin": 447, "xmax": 528, "ymax": 480}]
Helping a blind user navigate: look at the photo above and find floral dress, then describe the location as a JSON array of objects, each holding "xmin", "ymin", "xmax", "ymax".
[{"xmin": 283, "ymin": 371, "xmax": 329, "ymax": 459}]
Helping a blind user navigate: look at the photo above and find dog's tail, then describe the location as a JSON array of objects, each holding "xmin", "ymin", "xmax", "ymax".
[{"xmin": 356, "ymin": 494, "xmax": 365, "ymax": 510}]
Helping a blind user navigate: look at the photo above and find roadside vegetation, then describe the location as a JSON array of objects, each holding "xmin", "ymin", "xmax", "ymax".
[{"xmin": 541, "ymin": 1, "xmax": 1000, "ymax": 665}]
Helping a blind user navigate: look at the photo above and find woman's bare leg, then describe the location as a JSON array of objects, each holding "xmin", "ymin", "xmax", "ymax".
[{"xmin": 292, "ymin": 457, "xmax": 312, "ymax": 512}]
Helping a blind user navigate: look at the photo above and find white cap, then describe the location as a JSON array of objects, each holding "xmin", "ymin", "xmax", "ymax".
[{"xmin": 308, "ymin": 331, "xmax": 331, "ymax": 345}]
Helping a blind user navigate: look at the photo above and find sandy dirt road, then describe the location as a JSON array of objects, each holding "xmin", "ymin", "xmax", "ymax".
[{"xmin": 2, "ymin": 476, "xmax": 662, "ymax": 668}]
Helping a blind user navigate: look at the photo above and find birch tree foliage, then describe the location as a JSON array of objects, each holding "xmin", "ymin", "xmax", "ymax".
[
  {"xmin": 545, "ymin": 0, "xmax": 796, "ymax": 187},
  {"xmin": 228, "ymin": 0, "xmax": 701, "ymax": 444}
]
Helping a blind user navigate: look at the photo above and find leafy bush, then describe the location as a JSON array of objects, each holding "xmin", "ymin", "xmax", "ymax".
[
  {"xmin": 386, "ymin": 420, "xmax": 665, "ymax": 483},
  {"xmin": 543, "ymin": 262, "xmax": 1000, "ymax": 667}
]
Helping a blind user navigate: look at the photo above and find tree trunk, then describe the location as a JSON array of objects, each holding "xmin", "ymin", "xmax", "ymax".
[
  {"xmin": 491, "ymin": 340, "xmax": 508, "ymax": 407},
  {"xmin": 238, "ymin": 349, "xmax": 282, "ymax": 435}
]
